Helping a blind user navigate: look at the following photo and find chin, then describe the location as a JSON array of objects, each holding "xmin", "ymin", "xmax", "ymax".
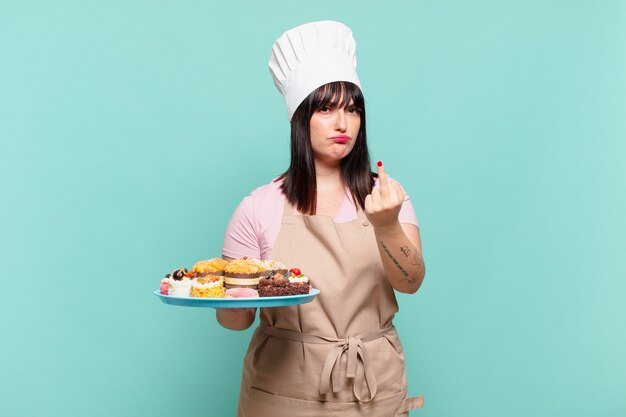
[{"xmin": 328, "ymin": 154, "xmax": 349, "ymax": 162}]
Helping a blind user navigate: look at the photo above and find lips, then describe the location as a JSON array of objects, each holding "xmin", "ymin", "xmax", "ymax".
[{"xmin": 331, "ymin": 135, "xmax": 350, "ymax": 144}]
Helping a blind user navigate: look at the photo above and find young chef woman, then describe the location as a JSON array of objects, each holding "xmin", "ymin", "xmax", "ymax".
[{"xmin": 217, "ymin": 21, "xmax": 425, "ymax": 417}]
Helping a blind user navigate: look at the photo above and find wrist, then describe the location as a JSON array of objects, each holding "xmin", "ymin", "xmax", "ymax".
[{"xmin": 372, "ymin": 220, "xmax": 403, "ymax": 237}]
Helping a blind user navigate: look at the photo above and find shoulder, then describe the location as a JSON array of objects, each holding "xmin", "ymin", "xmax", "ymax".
[
  {"xmin": 248, "ymin": 177, "xmax": 284, "ymax": 200},
  {"xmin": 242, "ymin": 178, "xmax": 285, "ymax": 211},
  {"xmin": 238, "ymin": 178, "xmax": 285, "ymax": 225},
  {"xmin": 223, "ymin": 179, "xmax": 285, "ymax": 259}
]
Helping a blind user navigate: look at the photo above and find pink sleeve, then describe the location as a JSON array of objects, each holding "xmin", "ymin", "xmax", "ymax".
[
  {"xmin": 398, "ymin": 193, "xmax": 419, "ymax": 227},
  {"xmin": 222, "ymin": 196, "xmax": 262, "ymax": 259}
]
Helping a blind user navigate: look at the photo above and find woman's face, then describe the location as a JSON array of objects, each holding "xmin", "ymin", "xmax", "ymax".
[{"xmin": 309, "ymin": 99, "xmax": 361, "ymax": 164}]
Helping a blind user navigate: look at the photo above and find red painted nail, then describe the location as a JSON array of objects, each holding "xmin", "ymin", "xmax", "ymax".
[{"xmin": 377, "ymin": 160, "xmax": 382, "ymax": 167}]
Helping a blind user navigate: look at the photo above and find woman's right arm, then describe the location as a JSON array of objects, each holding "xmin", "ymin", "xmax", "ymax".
[
  {"xmin": 215, "ymin": 255, "xmax": 257, "ymax": 330},
  {"xmin": 218, "ymin": 191, "xmax": 267, "ymax": 330},
  {"xmin": 216, "ymin": 307, "xmax": 257, "ymax": 330}
]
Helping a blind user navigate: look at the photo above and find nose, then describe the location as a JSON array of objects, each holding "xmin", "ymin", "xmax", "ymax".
[{"xmin": 335, "ymin": 109, "xmax": 347, "ymax": 132}]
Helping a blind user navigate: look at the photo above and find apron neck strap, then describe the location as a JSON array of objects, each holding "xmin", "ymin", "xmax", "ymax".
[
  {"xmin": 283, "ymin": 198, "xmax": 297, "ymax": 215},
  {"xmin": 282, "ymin": 193, "xmax": 369, "ymax": 222}
]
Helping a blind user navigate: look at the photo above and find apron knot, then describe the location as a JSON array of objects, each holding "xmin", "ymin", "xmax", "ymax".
[
  {"xmin": 259, "ymin": 323, "xmax": 392, "ymax": 403},
  {"xmin": 320, "ymin": 335, "xmax": 378, "ymax": 402}
]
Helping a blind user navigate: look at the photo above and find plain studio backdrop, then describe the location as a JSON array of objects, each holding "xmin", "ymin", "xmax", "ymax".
[{"xmin": 1, "ymin": 1, "xmax": 625, "ymax": 416}]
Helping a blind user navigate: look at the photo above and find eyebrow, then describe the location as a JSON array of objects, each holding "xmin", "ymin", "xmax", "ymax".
[{"xmin": 322, "ymin": 98, "xmax": 355, "ymax": 108}]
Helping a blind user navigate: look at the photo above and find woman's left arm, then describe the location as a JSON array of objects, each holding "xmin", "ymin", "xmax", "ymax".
[{"xmin": 365, "ymin": 163, "xmax": 426, "ymax": 294}]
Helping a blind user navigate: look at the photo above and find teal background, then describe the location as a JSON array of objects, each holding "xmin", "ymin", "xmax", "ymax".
[{"xmin": 1, "ymin": 1, "xmax": 625, "ymax": 416}]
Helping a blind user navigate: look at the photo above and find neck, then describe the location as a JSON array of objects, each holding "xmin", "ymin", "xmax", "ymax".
[{"xmin": 314, "ymin": 159, "xmax": 343, "ymax": 192}]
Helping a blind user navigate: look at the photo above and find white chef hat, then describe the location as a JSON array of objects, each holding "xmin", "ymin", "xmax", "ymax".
[{"xmin": 269, "ymin": 20, "xmax": 362, "ymax": 121}]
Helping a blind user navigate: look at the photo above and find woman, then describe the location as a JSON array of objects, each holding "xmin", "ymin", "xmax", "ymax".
[{"xmin": 218, "ymin": 21, "xmax": 425, "ymax": 416}]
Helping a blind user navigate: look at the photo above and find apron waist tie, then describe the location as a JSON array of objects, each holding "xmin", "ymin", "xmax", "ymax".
[{"xmin": 259, "ymin": 322, "xmax": 393, "ymax": 403}]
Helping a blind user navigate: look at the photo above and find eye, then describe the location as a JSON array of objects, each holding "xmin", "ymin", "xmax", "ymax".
[
  {"xmin": 318, "ymin": 105, "xmax": 333, "ymax": 113},
  {"xmin": 346, "ymin": 105, "xmax": 360, "ymax": 114}
]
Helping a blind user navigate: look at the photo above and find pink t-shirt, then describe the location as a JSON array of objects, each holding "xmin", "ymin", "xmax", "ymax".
[{"xmin": 222, "ymin": 178, "xmax": 419, "ymax": 260}]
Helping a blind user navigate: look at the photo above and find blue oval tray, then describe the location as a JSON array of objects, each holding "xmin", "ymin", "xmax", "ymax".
[{"xmin": 154, "ymin": 288, "xmax": 320, "ymax": 309}]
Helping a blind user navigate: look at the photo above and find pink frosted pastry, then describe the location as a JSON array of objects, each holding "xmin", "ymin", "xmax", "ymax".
[
  {"xmin": 225, "ymin": 288, "xmax": 259, "ymax": 298},
  {"xmin": 160, "ymin": 279, "xmax": 169, "ymax": 295}
]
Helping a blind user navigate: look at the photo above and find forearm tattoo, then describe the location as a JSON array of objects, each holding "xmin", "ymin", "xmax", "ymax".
[
  {"xmin": 380, "ymin": 241, "xmax": 409, "ymax": 278},
  {"xmin": 401, "ymin": 245, "xmax": 424, "ymax": 267},
  {"xmin": 384, "ymin": 243, "xmax": 423, "ymax": 285}
]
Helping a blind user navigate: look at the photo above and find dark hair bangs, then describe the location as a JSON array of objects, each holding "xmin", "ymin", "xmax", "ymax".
[{"xmin": 311, "ymin": 82, "xmax": 364, "ymax": 113}]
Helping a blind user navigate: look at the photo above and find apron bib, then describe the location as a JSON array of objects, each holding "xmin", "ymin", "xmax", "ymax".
[{"xmin": 236, "ymin": 202, "xmax": 423, "ymax": 416}]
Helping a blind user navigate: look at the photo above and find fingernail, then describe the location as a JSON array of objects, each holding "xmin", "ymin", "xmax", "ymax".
[{"xmin": 377, "ymin": 160, "xmax": 382, "ymax": 167}]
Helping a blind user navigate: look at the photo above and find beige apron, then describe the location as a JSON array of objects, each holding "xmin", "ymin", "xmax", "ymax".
[{"xmin": 236, "ymin": 202, "xmax": 424, "ymax": 416}]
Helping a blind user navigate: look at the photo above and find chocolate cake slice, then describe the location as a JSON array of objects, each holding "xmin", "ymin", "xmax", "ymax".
[{"xmin": 257, "ymin": 273, "xmax": 311, "ymax": 297}]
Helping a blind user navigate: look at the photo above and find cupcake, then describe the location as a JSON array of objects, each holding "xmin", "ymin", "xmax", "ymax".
[
  {"xmin": 192, "ymin": 258, "xmax": 228, "ymax": 278},
  {"xmin": 191, "ymin": 275, "xmax": 226, "ymax": 298},
  {"xmin": 264, "ymin": 259, "xmax": 289, "ymax": 277},
  {"xmin": 245, "ymin": 258, "xmax": 272, "ymax": 278},
  {"xmin": 244, "ymin": 258, "xmax": 289, "ymax": 278},
  {"xmin": 224, "ymin": 258, "xmax": 261, "ymax": 289},
  {"xmin": 165, "ymin": 268, "xmax": 194, "ymax": 297}
]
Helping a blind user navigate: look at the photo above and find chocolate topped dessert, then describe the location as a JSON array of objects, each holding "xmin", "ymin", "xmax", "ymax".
[{"xmin": 257, "ymin": 272, "xmax": 311, "ymax": 297}]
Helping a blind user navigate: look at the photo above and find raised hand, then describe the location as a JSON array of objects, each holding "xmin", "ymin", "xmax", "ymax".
[{"xmin": 364, "ymin": 161, "xmax": 406, "ymax": 229}]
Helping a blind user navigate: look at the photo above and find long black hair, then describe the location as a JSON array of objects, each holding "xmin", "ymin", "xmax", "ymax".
[{"xmin": 277, "ymin": 81, "xmax": 375, "ymax": 215}]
